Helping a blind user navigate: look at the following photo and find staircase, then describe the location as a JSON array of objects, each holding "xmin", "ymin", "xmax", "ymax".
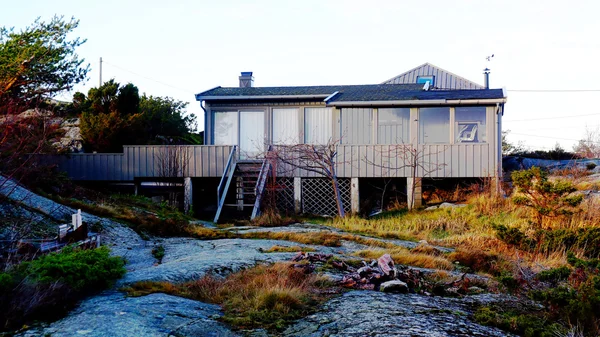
[{"xmin": 214, "ymin": 147, "xmax": 272, "ymax": 223}]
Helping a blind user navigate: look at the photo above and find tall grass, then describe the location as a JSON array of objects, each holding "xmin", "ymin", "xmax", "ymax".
[{"xmin": 124, "ymin": 262, "xmax": 335, "ymax": 331}]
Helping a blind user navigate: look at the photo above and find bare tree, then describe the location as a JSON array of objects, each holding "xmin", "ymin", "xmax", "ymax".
[
  {"xmin": 154, "ymin": 145, "xmax": 190, "ymax": 207},
  {"xmin": 270, "ymin": 138, "xmax": 346, "ymax": 217},
  {"xmin": 573, "ymin": 127, "xmax": 600, "ymax": 159},
  {"xmin": 365, "ymin": 144, "xmax": 447, "ymax": 209}
]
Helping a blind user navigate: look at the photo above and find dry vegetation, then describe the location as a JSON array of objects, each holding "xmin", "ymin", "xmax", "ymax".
[{"xmin": 123, "ymin": 262, "xmax": 337, "ymax": 331}]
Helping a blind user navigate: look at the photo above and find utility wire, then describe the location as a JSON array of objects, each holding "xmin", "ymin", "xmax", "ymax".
[
  {"xmin": 504, "ymin": 113, "xmax": 600, "ymax": 122},
  {"xmin": 102, "ymin": 61, "xmax": 195, "ymax": 95},
  {"xmin": 508, "ymin": 89, "xmax": 600, "ymax": 92},
  {"xmin": 509, "ymin": 132, "xmax": 600, "ymax": 145}
]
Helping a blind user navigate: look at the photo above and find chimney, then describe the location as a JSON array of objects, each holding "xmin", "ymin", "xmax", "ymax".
[
  {"xmin": 483, "ymin": 68, "xmax": 490, "ymax": 89},
  {"xmin": 239, "ymin": 71, "xmax": 254, "ymax": 88}
]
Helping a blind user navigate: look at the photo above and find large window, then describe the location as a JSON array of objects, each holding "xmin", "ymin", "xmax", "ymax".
[
  {"xmin": 304, "ymin": 107, "xmax": 332, "ymax": 144},
  {"xmin": 273, "ymin": 108, "xmax": 300, "ymax": 144},
  {"xmin": 455, "ymin": 107, "xmax": 486, "ymax": 143},
  {"xmin": 378, "ymin": 108, "xmax": 410, "ymax": 144},
  {"xmin": 419, "ymin": 107, "xmax": 450, "ymax": 144},
  {"xmin": 341, "ymin": 108, "xmax": 372, "ymax": 144},
  {"xmin": 213, "ymin": 111, "xmax": 238, "ymax": 145}
]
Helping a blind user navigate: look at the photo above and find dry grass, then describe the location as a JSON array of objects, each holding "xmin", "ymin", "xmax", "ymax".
[
  {"xmin": 353, "ymin": 247, "xmax": 454, "ymax": 270},
  {"xmin": 123, "ymin": 262, "xmax": 336, "ymax": 331},
  {"xmin": 241, "ymin": 231, "xmax": 343, "ymax": 247},
  {"xmin": 263, "ymin": 245, "xmax": 316, "ymax": 253}
]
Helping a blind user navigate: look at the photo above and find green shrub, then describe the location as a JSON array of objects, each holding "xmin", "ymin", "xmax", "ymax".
[
  {"xmin": 0, "ymin": 247, "xmax": 125, "ymax": 330},
  {"xmin": 474, "ymin": 306, "xmax": 564, "ymax": 337},
  {"xmin": 152, "ymin": 245, "xmax": 165, "ymax": 264},
  {"xmin": 511, "ymin": 167, "xmax": 583, "ymax": 226},
  {"xmin": 536, "ymin": 266, "xmax": 571, "ymax": 283}
]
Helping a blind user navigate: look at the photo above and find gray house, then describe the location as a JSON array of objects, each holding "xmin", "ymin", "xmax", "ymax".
[{"xmin": 46, "ymin": 63, "xmax": 506, "ymax": 221}]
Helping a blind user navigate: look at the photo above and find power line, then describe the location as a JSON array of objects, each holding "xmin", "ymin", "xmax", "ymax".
[
  {"xmin": 101, "ymin": 60, "xmax": 195, "ymax": 95},
  {"xmin": 504, "ymin": 113, "xmax": 600, "ymax": 122},
  {"xmin": 508, "ymin": 89, "xmax": 600, "ymax": 92},
  {"xmin": 509, "ymin": 132, "xmax": 600, "ymax": 145}
]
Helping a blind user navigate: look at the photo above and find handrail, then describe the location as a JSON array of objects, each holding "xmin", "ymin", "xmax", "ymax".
[
  {"xmin": 217, "ymin": 146, "xmax": 237, "ymax": 204},
  {"xmin": 251, "ymin": 145, "xmax": 272, "ymax": 219}
]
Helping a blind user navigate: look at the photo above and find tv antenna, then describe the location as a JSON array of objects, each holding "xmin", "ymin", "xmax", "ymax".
[{"xmin": 486, "ymin": 54, "xmax": 494, "ymax": 62}]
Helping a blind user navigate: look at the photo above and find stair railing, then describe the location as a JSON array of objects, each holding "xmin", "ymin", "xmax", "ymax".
[
  {"xmin": 214, "ymin": 146, "xmax": 237, "ymax": 223},
  {"xmin": 251, "ymin": 145, "xmax": 273, "ymax": 220}
]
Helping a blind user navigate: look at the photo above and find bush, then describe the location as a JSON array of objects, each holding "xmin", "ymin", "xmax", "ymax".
[
  {"xmin": 586, "ymin": 162, "xmax": 597, "ymax": 171},
  {"xmin": 0, "ymin": 247, "xmax": 125, "ymax": 330},
  {"xmin": 511, "ymin": 167, "xmax": 584, "ymax": 226},
  {"xmin": 530, "ymin": 253, "xmax": 600, "ymax": 336},
  {"xmin": 474, "ymin": 305, "xmax": 564, "ymax": 337}
]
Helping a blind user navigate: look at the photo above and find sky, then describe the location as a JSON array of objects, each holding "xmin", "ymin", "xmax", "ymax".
[{"xmin": 3, "ymin": 0, "xmax": 600, "ymax": 151}]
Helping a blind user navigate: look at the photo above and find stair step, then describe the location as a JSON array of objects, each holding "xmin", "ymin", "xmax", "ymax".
[{"xmin": 224, "ymin": 203, "xmax": 255, "ymax": 207}]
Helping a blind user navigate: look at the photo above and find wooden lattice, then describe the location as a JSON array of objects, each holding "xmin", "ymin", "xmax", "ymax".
[
  {"xmin": 301, "ymin": 178, "xmax": 351, "ymax": 216},
  {"xmin": 264, "ymin": 177, "xmax": 295, "ymax": 214}
]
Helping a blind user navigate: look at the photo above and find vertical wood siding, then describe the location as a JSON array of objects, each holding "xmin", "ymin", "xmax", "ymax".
[{"xmin": 340, "ymin": 108, "xmax": 372, "ymax": 144}]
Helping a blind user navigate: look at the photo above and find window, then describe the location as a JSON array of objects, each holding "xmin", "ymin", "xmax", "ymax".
[
  {"xmin": 455, "ymin": 107, "xmax": 486, "ymax": 143},
  {"xmin": 340, "ymin": 108, "xmax": 372, "ymax": 144},
  {"xmin": 239, "ymin": 111, "xmax": 264, "ymax": 157},
  {"xmin": 304, "ymin": 107, "xmax": 332, "ymax": 144},
  {"xmin": 378, "ymin": 108, "xmax": 410, "ymax": 144},
  {"xmin": 273, "ymin": 108, "xmax": 300, "ymax": 144},
  {"xmin": 213, "ymin": 111, "xmax": 238, "ymax": 145},
  {"xmin": 417, "ymin": 75, "xmax": 435, "ymax": 86},
  {"xmin": 419, "ymin": 107, "xmax": 449, "ymax": 144}
]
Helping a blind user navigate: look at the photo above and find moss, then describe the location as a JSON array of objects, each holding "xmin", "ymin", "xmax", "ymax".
[{"xmin": 474, "ymin": 306, "xmax": 565, "ymax": 337}]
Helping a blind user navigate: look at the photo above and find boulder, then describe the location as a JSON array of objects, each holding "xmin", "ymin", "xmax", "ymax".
[{"xmin": 380, "ymin": 280, "xmax": 408, "ymax": 293}]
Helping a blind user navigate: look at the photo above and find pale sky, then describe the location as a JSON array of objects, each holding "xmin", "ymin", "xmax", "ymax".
[{"xmin": 4, "ymin": 0, "xmax": 600, "ymax": 151}]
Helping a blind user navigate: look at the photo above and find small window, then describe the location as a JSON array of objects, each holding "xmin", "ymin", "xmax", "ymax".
[
  {"xmin": 455, "ymin": 107, "xmax": 487, "ymax": 143},
  {"xmin": 417, "ymin": 75, "xmax": 435, "ymax": 86},
  {"xmin": 213, "ymin": 111, "xmax": 238, "ymax": 145},
  {"xmin": 419, "ymin": 107, "xmax": 450, "ymax": 144},
  {"xmin": 305, "ymin": 107, "xmax": 332, "ymax": 144}
]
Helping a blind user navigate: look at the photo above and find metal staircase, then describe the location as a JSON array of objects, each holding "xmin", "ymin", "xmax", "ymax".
[{"xmin": 213, "ymin": 146, "xmax": 272, "ymax": 223}]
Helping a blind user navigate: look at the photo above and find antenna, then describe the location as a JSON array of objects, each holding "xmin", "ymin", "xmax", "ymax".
[{"xmin": 486, "ymin": 54, "xmax": 494, "ymax": 62}]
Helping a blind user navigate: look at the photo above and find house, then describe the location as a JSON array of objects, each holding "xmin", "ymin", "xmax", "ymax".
[
  {"xmin": 196, "ymin": 63, "xmax": 506, "ymax": 220},
  {"xmin": 44, "ymin": 63, "xmax": 506, "ymax": 221}
]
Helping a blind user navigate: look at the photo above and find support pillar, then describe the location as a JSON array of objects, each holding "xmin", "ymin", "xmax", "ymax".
[
  {"xmin": 351, "ymin": 177, "xmax": 360, "ymax": 214},
  {"xmin": 294, "ymin": 177, "xmax": 302, "ymax": 214},
  {"xmin": 133, "ymin": 181, "xmax": 140, "ymax": 196},
  {"xmin": 406, "ymin": 177, "xmax": 422, "ymax": 209},
  {"xmin": 184, "ymin": 177, "xmax": 193, "ymax": 215}
]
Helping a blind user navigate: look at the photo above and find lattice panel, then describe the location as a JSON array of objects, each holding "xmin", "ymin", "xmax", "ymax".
[
  {"xmin": 302, "ymin": 178, "xmax": 351, "ymax": 216},
  {"xmin": 264, "ymin": 177, "xmax": 295, "ymax": 213}
]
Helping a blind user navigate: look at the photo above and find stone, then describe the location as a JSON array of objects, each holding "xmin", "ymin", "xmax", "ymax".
[
  {"xmin": 380, "ymin": 280, "xmax": 409, "ymax": 293},
  {"xmin": 378, "ymin": 253, "xmax": 395, "ymax": 277}
]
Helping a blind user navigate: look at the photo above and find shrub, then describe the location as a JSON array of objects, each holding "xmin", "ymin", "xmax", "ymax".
[
  {"xmin": 536, "ymin": 266, "xmax": 571, "ymax": 283},
  {"xmin": 474, "ymin": 305, "xmax": 564, "ymax": 337},
  {"xmin": 511, "ymin": 167, "xmax": 584, "ymax": 227},
  {"xmin": 586, "ymin": 162, "xmax": 597, "ymax": 171},
  {"xmin": 0, "ymin": 247, "xmax": 125, "ymax": 330}
]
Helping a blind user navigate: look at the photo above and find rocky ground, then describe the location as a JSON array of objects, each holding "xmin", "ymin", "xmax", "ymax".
[{"xmin": 1, "ymin": 179, "xmax": 514, "ymax": 337}]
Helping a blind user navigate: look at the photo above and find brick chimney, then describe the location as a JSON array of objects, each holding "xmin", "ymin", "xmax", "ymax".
[{"xmin": 239, "ymin": 72, "xmax": 254, "ymax": 88}]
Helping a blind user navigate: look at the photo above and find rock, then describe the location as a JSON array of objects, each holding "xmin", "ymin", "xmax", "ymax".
[
  {"xmin": 468, "ymin": 286, "xmax": 485, "ymax": 294},
  {"xmin": 17, "ymin": 292, "xmax": 238, "ymax": 337},
  {"xmin": 418, "ymin": 240, "xmax": 429, "ymax": 245},
  {"xmin": 380, "ymin": 280, "xmax": 409, "ymax": 293},
  {"xmin": 425, "ymin": 202, "xmax": 468, "ymax": 211},
  {"xmin": 378, "ymin": 253, "xmax": 395, "ymax": 277},
  {"xmin": 283, "ymin": 291, "xmax": 516, "ymax": 336}
]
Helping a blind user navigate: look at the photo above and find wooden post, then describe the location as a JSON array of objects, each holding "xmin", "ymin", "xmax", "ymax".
[
  {"xmin": 406, "ymin": 177, "xmax": 422, "ymax": 209},
  {"xmin": 294, "ymin": 177, "xmax": 302, "ymax": 214},
  {"xmin": 184, "ymin": 177, "xmax": 193, "ymax": 214},
  {"xmin": 351, "ymin": 177, "xmax": 360, "ymax": 214}
]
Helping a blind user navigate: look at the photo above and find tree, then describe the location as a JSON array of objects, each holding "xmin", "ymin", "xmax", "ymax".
[
  {"xmin": 78, "ymin": 81, "xmax": 196, "ymax": 152},
  {"xmin": 270, "ymin": 140, "xmax": 346, "ymax": 217},
  {"xmin": 573, "ymin": 127, "xmax": 600, "ymax": 159},
  {"xmin": 511, "ymin": 167, "xmax": 583, "ymax": 227},
  {"xmin": 0, "ymin": 16, "xmax": 89, "ymax": 113},
  {"xmin": 502, "ymin": 130, "xmax": 525, "ymax": 156}
]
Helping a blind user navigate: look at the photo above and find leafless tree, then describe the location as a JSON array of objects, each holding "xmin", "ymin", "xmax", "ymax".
[
  {"xmin": 154, "ymin": 145, "xmax": 190, "ymax": 207},
  {"xmin": 269, "ymin": 138, "xmax": 346, "ymax": 217},
  {"xmin": 573, "ymin": 127, "xmax": 600, "ymax": 159},
  {"xmin": 365, "ymin": 143, "xmax": 447, "ymax": 209}
]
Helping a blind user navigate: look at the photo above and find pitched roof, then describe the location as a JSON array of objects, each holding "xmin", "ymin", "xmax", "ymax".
[
  {"xmin": 196, "ymin": 84, "xmax": 505, "ymax": 104},
  {"xmin": 195, "ymin": 84, "xmax": 423, "ymax": 100},
  {"xmin": 381, "ymin": 62, "xmax": 485, "ymax": 90}
]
